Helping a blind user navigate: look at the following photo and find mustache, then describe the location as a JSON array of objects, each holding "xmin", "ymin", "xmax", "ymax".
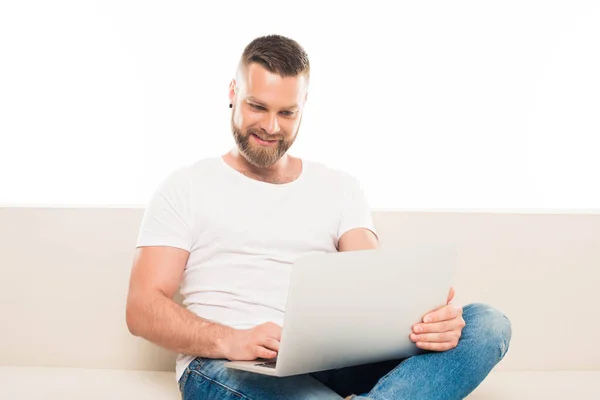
[{"xmin": 248, "ymin": 129, "xmax": 283, "ymax": 141}]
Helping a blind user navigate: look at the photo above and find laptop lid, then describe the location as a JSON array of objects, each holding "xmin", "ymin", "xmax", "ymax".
[{"xmin": 274, "ymin": 243, "xmax": 457, "ymax": 376}]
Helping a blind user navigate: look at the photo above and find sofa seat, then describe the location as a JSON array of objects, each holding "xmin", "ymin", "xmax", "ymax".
[
  {"xmin": 467, "ymin": 370, "xmax": 600, "ymax": 399},
  {"xmin": 1, "ymin": 366, "xmax": 599, "ymax": 399},
  {"xmin": 0, "ymin": 366, "xmax": 180, "ymax": 400}
]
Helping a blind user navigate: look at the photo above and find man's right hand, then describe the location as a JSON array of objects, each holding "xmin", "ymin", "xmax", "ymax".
[{"xmin": 222, "ymin": 322, "xmax": 282, "ymax": 361}]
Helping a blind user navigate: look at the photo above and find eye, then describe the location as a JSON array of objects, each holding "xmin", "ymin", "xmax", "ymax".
[
  {"xmin": 249, "ymin": 103, "xmax": 265, "ymax": 111},
  {"xmin": 280, "ymin": 111, "xmax": 295, "ymax": 117}
]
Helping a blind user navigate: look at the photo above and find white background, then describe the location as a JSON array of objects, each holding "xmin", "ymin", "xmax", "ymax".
[{"xmin": 1, "ymin": 1, "xmax": 599, "ymax": 210}]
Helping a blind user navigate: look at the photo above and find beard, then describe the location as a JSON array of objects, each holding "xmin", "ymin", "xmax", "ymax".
[{"xmin": 230, "ymin": 111, "xmax": 300, "ymax": 168}]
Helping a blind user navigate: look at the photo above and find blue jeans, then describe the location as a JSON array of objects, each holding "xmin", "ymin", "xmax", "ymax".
[{"xmin": 178, "ymin": 303, "xmax": 511, "ymax": 400}]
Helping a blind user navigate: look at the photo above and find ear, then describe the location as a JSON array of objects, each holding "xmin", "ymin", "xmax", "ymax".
[{"xmin": 228, "ymin": 79, "xmax": 236, "ymax": 104}]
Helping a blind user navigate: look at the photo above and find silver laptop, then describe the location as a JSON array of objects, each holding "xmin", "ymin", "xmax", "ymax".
[{"xmin": 225, "ymin": 243, "xmax": 457, "ymax": 377}]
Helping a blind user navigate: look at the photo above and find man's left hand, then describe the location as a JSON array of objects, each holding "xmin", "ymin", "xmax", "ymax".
[{"xmin": 409, "ymin": 287, "xmax": 465, "ymax": 351}]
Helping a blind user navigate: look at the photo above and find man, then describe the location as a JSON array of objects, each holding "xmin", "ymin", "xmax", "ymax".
[{"xmin": 126, "ymin": 34, "xmax": 512, "ymax": 399}]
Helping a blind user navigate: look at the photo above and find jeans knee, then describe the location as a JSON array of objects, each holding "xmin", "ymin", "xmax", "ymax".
[{"xmin": 463, "ymin": 303, "xmax": 512, "ymax": 360}]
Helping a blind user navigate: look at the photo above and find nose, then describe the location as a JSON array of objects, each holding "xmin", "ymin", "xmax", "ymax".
[{"xmin": 260, "ymin": 112, "xmax": 280, "ymax": 135}]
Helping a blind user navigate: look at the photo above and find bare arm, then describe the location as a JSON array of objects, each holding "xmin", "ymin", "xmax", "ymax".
[
  {"xmin": 126, "ymin": 246, "xmax": 280, "ymax": 361},
  {"xmin": 125, "ymin": 246, "xmax": 231, "ymax": 358},
  {"xmin": 338, "ymin": 227, "xmax": 379, "ymax": 252}
]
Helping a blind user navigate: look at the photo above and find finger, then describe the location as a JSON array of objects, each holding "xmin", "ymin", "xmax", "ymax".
[
  {"xmin": 422, "ymin": 302, "xmax": 446, "ymax": 319},
  {"xmin": 422, "ymin": 287, "xmax": 456, "ymax": 318},
  {"xmin": 416, "ymin": 341, "xmax": 457, "ymax": 352},
  {"xmin": 423, "ymin": 304, "xmax": 462, "ymax": 324},
  {"xmin": 447, "ymin": 287, "xmax": 455, "ymax": 305},
  {"xmin": 423, "ymin": 304, "xmax": 462, "ymax": 323},
  {"xmin": 413, "ymin": 319, "xmax": 457, "ymax": 334},
  {"xmin": 263, "ymin": 322, "xmax": 283, "ymax": 340},
  {"xmin": 254, "ymin": 346, "xmax": 277, "ymax": 359},
  {"xmin": 410, "ymin": 331, "xmax": 459, "ymax": 343},
  {"xmin": 261, "ymin": 337, "xmax": 280, "ymax": 352}
]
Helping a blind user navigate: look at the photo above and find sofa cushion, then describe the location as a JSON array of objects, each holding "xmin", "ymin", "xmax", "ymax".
[
  {"xmin": 2, "ymin": 367, "xmax": 599, "ymax": 399},
  {"xmin": 0, "ymin": 366, "xmax": 180, "ymax": 400},
  {"xmin": 467, "ymin": 370, "xmax": 600, "ymax": 399}
]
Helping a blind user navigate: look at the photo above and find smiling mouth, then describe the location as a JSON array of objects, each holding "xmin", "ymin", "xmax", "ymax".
[{"xmin": 252, "ymin": 133, "xmax": 278, "ymax": 143}]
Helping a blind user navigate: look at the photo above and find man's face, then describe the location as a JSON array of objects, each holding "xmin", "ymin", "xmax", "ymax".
[{"xmin": 229, "ymin": 63, "xmax": 308, "ymax": 168}]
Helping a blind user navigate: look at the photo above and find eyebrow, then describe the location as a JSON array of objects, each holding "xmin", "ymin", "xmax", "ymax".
[{"xmin": 246, "ymin": 96, "xmax": 298, "ymax": 111}]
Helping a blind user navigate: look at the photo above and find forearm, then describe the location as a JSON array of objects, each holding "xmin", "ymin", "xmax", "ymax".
[{"xmin": 126, "ymin": 291, "xmax": 232, "ymax": 359}]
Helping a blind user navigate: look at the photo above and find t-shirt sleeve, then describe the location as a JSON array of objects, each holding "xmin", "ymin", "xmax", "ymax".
[
  {"xmin": 337, "ymin": 173, "xmax": 378, "ymax": 241},
  {"xmin": 136, "ymin": 167, "xmax": 195, "ymax": 252}
]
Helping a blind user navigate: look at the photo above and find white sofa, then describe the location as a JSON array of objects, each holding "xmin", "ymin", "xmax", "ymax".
[{"xmin": 0, "ymin": 207, "xmax": 599, "ymax": 399}]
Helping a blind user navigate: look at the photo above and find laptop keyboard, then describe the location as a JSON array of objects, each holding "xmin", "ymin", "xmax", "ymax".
[{"xmin": 254, "ymin": 361, "xmax": 277, "ymax": 369}]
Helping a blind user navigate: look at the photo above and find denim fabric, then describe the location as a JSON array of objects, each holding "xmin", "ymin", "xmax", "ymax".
[{"xmin": 179, "ymin": 303, "xmax": 512, "ymax": 400}]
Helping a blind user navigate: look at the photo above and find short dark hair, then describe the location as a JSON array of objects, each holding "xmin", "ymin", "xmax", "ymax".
[{"xmin": 239, "ymin": 34, "xmax": 310, "ymax": 80}]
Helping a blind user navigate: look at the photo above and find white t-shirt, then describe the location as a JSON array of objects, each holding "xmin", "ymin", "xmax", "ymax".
[{"xmin": 136, "ymin": 156, "xmax": 377, "ymax": 381}]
